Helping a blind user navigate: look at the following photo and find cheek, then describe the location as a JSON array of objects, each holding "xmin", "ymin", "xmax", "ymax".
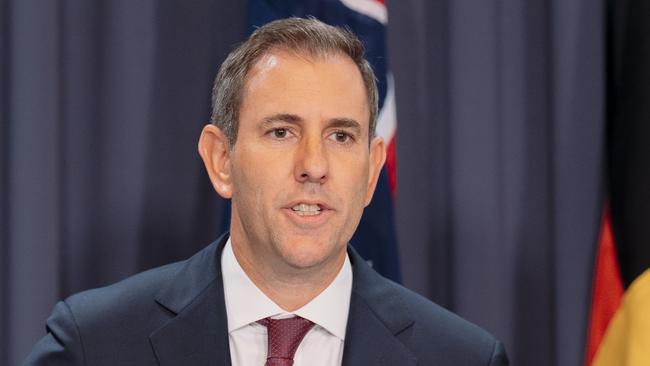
[
  {"xmin": 331, "ymin": 156, "xmax": 371, "ymax": 217},
  {"xmin": 338, "ymin": 154, "xmax": 370, "ymax": 192},
  {"xmin": 231, "ymin": 149, "xmax": 289, "ymax": 203}
]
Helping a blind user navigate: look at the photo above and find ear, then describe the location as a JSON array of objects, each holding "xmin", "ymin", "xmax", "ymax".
[
  {"xmin": 198, "ymin": 124, "xmax": 233, "ymax": 199},
  {"xmin": 364, "ymin": 136, "xmax": 387, "ymax": 206}
]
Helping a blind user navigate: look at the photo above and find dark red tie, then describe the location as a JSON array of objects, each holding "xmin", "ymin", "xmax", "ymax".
[{"xmin": 258, "ymin": 316, "xmax": 315, "ymax": 366}]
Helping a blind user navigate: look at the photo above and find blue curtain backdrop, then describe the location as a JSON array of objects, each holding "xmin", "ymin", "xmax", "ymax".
[{"xmin": 1, "ymin": 0, "xmax": 610, "ymax": 365}]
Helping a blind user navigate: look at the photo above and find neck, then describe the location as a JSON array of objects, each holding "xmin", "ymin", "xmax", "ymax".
[{"xmin": 229, "ymin": 234, "xmax": 346, "ymax": 312}]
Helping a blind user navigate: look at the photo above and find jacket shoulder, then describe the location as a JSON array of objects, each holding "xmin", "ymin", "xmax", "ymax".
[
  {"xmin": 25, "ymin": 238, "xmax": 227, "ymax": 365},
  {"xmin": 23, "ymin": 260, "xmax": 187, "ymax": 366},
  {"xmin": 349, "ymin": 246, "xmax": 508, "ymax": 365},
  {"xmin": 66, "ymin": 235, "xmax": 224, "ymax": 325},
  {"xmin": 65, "ymin": 259, "xmax": 183, "ymax": 324},
  {"xmin": 384, "ymin": 279, "xmax": 507, "ymax": 365}
]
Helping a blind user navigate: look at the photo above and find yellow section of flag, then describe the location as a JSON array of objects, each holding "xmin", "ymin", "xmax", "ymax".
[{"xmin": 593, "ymin": 269, "xmax": 650, "ymax": 365}]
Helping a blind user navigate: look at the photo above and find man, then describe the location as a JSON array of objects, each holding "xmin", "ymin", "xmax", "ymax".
[{"xmin": 25, "ymin": 18, "xmax": 508, "ymax": 365}]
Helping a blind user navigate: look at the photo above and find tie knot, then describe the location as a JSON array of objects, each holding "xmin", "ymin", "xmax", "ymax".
[{"xmin": 258, "ymin": 316, "xmax": 315, "ymax": 365}]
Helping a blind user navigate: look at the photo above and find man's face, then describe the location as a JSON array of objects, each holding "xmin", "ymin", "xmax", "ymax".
[{"xmin": 225, "ymin": 49, "xmax": 385, "ymax": 273}]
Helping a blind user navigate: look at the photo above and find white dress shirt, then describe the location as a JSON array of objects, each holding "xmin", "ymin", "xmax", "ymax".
[{"xmin": 221, "ymin": 238, "xmax": 352, "ymax": 366}]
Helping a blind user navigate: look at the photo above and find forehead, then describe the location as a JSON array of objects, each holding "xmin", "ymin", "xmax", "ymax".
[
  {"xmin": 244, "ymin": 48, "xmax": 364, "ymax": 94},
  {"xmin": 239, "ymin": 49, "xmax": 370, "ymax": 129}
]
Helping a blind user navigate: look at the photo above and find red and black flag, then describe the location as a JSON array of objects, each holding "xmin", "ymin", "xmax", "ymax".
[{"xmin": 585, "ymin": 0, "xmax": 650, "ymax": 364}]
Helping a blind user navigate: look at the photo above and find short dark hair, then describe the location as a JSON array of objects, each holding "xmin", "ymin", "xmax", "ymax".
[{"xmin": 210, "ymin": 17, "xmax": 378, "ymax": 146}]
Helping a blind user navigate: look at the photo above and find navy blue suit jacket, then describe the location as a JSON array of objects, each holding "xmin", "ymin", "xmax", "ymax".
[{"xmin": 24, "ymin": 234, "xmax": 508, "ymax": 365}]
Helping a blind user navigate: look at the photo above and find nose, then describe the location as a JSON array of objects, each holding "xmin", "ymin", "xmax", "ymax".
[{"xmin": 294, "ymin": 135, "xmax": 329, "ymax": 184}]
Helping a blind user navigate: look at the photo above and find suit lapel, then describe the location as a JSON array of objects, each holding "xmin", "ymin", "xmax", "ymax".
[
  {"xmin": 146, "ymin": 237, "xmax": 418, "ymax": 365},
  {"xmin": 149, "ymin": 234, "xmax": 231, "ymax": 366},
  {"xmin": 342, "ymin": 247, "xmax": 418, "ymax": 366}
]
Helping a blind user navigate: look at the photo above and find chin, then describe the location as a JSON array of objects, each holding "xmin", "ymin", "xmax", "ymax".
[{"xmin": 277, "ymin": 237, "xmax": 344, "ymax": 269}]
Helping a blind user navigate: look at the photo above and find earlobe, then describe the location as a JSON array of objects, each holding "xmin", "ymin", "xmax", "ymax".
[
  {"xmin": 198, "ymin": 124, "xmax": 233, "ymax": 199},
  {"xmin": 364, "ymin": 136, "xmax": 387, "ymax": 206}
]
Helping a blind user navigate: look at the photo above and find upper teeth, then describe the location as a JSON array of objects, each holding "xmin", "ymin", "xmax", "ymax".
[{"xmin": 292, "ymin": 203, "xmax": 321, "ymax": 212}]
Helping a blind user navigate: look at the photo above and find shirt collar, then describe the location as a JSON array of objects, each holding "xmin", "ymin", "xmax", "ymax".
[{"xmin": 221, "ymin": 237, "xmax": 352, "ymax": 340}]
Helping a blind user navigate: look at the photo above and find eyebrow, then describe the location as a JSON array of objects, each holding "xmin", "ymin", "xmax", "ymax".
[
  {"xmin": 260, "ymin": 114, "xmax": 363, "ymax": 135},
  {"xmin": 261, "ymin": 113, "xmax": 303, "ymax": 126},
  {"xmin": 327, "ymin": 118, "xmax": 362, "ymax": 135}
]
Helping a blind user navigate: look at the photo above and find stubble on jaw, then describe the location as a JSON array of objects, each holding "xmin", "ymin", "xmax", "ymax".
[{"xmin": 229, "ymin": 211, "xmax": 348, "ymax": 311}]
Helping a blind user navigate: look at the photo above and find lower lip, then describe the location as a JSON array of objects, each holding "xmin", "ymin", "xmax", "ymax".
[{"xmin": 282, "ymin": 208, "xmax": 333, "ymax": 228}]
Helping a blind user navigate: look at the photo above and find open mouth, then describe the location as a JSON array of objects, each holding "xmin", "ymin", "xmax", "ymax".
[{"xmin": 291, "ymin": 203, "xmax": 322, "ymax": 216}]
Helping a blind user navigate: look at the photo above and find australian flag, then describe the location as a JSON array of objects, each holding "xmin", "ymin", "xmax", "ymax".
[{"xmin": 246, "ymin": 0, "xmax": 400, "ymax": 282}]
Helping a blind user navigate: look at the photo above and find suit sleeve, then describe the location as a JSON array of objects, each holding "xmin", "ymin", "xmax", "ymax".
[
  {"xmin": 488, "ymin": 340, "xmax": 509, "ymax": 366},
  {"xmin": 22, "ymin": 301, "xmax": 86, "ymax": 365}
]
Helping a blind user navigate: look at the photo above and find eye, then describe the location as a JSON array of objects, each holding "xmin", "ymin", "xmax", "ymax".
[
  {"xmin": 329, "ymin": 131, "xmax": 353, "ymax": 144},
  {"xmin": 271, "ymin": 128, "xmax": 288, "ymax": 139}
]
